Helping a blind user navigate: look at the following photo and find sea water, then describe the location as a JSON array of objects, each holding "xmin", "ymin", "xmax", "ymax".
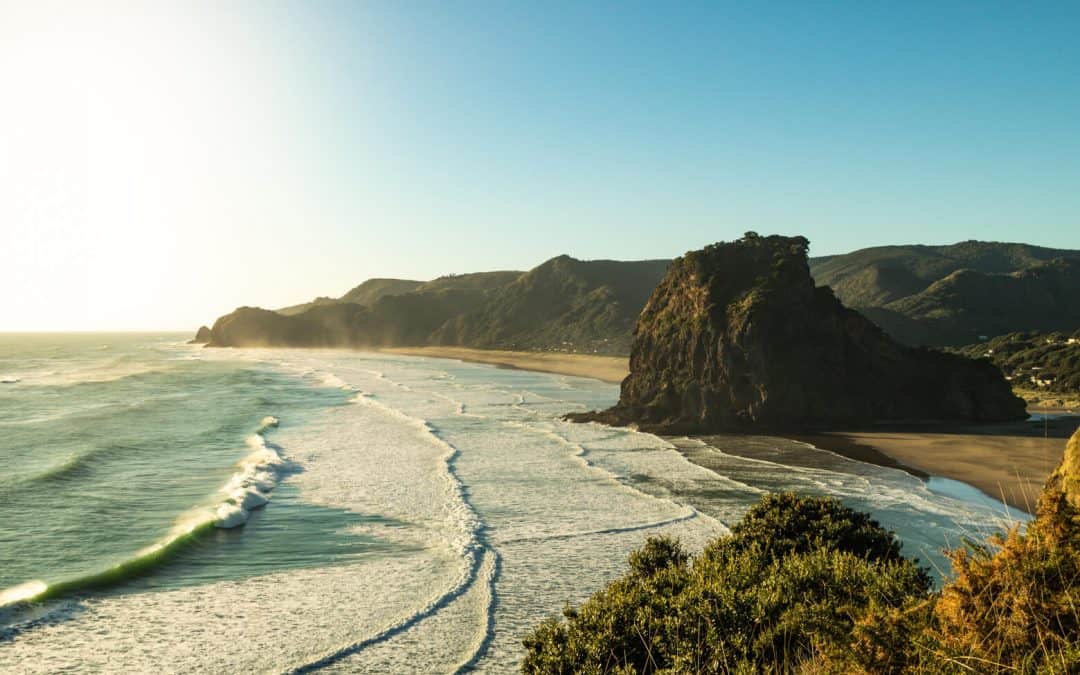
[{"xmin": 0, "ymin": 334, "xmax": 1027, "ymax": 673}]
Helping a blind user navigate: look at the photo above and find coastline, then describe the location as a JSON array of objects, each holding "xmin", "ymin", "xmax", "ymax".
[
  {"xmin": 383, "ymin": 347, "xmax": 1075, "ymax": 514},
  {"xmin": 378, "ymin": 346, "xmax": 629, "ymax": 384},
  {"xmin": 794, "ymin": 420, "xmax": 1079, "ymax": 514}
]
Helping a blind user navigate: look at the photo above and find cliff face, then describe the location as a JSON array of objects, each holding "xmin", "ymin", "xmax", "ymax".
[{"xmin": 571, "ymin": 234, "xmax": 1027, "ymax": 433}]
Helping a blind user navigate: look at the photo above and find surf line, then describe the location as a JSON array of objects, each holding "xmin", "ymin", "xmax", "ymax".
[
  {"xmin": 0, "ymin": 416, "xmax": 286, "ymax": 612},
  {"xmin": 287, "ymin": 393, "xmax": 500, "ymax": 673}
]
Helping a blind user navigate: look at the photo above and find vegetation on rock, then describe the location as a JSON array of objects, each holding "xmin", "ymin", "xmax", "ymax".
[{"xmin": 570, "ymin": 233, "xmax": 1026, "ymax": 432}]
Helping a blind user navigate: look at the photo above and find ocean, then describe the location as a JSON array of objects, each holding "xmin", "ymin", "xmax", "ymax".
[{"xmin": 0, "ymin": 334, "xmax": 1027, "ymax": 672}]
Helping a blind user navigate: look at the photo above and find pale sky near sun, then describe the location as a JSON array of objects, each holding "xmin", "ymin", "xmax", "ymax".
[{"xmin": 2, "ymin": 2, "xmax": 1079, "ymax": 331}]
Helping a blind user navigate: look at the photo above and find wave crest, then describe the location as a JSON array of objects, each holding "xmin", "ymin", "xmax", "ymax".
[
  {"xmin": 0, "ymin": 417, "xmax": 289, "ymax": 611},
  {"xmin": 213, "ymin": 431, "xmax": 288, "ymax": 529}
]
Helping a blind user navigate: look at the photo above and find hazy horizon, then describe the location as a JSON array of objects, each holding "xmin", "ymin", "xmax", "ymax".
[{"xmin": 3, "ymin": 2, "xmax": 1079, "ymax": 331}]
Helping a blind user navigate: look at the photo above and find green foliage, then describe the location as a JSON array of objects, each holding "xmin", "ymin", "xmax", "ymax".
[
  {"xmin": 522, "ymin": 473, "xmax": 1080, "ymax": 674},
  {"xmin": 934, "ymin": 472, "xmax": 1080, "ymax": 672},
  {"xmin": 727, "ymin": 492, "xmax": 912, "ymax": 564},
  {"xmin": 521, "ymin": 494, "xmax": 933, "ymax": 674},
  {"xmin": 954, "ymin": 330, "xmax": 1080, "ymax": 394}
]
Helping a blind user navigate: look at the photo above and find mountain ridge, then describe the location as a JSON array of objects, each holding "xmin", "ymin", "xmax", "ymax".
[
  {"xmin": 199, "ymin": 239, "xmax": 1080, "ymax": 355},
  {"xmin": 205, "ymin": 255, "xmax": 669, "ymax": 354}
]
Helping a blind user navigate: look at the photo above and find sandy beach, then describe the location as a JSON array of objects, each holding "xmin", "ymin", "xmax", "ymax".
[
  {"xmin": 379, "ymin": 346, "xmax": 630, "ymax": 384},
  {"xmin": 386, "ymin": 347, "xmax": 1078, "ymax": 513},
  {"xmin": 798, "ymin": 418, "xmax": 1080, "ymax": 513}
]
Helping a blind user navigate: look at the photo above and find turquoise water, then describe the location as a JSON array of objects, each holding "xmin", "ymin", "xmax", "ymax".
[
  {"xmin": 0, "ymin": 334, "xmax": 371, "ymax": 600},
  {"xmin": 0, "ymin": 335, "xmax": 1030, "ymax": 672}
]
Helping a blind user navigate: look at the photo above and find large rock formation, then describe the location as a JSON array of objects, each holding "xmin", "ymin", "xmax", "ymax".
[
  {"xmin": 188, "ymin": 325, "xmax": 212, "ymax": 344},
  {"xmin": 570, "ymin": 234, "xmax": 1027, "ymax": 433}
]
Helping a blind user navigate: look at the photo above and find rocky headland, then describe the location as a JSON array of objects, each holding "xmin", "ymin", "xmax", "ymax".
[{"xmin": 569, "ymin": 233, "xmax": 1027, "ymax": 433}]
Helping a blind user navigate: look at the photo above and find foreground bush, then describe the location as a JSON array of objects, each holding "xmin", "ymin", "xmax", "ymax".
[
  {"xmin": 522, "ymin": 429, "xmax": 1080, "ymax": 673},
  {"xmin": 521, "ymin": 494, "xmax": 933, "ymax": 673},
  {"xmin": 934, "ymin": 431, "xmax": 1080, "ymax": 672}
]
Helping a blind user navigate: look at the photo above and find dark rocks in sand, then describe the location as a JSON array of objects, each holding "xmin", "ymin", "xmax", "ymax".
[{"xmin": 568, "ymin": 233, "xmax": 1027, "ymax": 433}]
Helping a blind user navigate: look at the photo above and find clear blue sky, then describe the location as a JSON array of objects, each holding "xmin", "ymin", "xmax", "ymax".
[{"xmin": 2, "ymin": 1, "xmax": 1078, "ymax": 329}]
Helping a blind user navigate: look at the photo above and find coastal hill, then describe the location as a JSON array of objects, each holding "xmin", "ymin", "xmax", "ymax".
[
  {"xmin": 859, "ymin": 257, "xmax": 1080, "ymax": 346},
  {"xmin": 954, "ymin": 330, "xmax": 1080, "ymax": 395},
  {"xmin": 809, "ymin": 240, "xmax": 1080, "ymax": 308},
  {"xmin": 568, "ymin": 233, "xmax": 1026, "ymax": 432},
  {"xmin": 810, "ymin": 242, "xmax": 1080, "ymax": 346},
  {"xmin": 276, "ymin": 272, "xmax": 521, "ymax": 316},
  {"xmin": 430, "ymin": 256, "xmax": 669, "ymax": 354},
  {"xmin": 204, "ymin": 257, "xmax": 669, "ymax": 354},
  {"xmin": 199, "ymin": 240, "xmax": 1080, "ymax": 356}
]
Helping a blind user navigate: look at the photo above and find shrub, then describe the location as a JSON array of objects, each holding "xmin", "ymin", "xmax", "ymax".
[
  {"xmin": 934, "ymin": 471, "xmax": 1080, "ymax": 672},
  {"xmin": 521, "ymin": 494, "xmax": 932, "ymax": 674},
  {"xmin": 523, "ymin": 430, "xmax": 1080, "ymax": 673}
]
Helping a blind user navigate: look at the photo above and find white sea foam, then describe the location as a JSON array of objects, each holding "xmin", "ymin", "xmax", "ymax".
[
  {"xmin": 258, "ymin": 415, "xmax": 280, "ymax": 430},
  {"xmin": 0, "ymin": 349, "xmax": 1027, "ymax": 673},
  {"xmin": 213, "ymin": 430, "xmax": 287, "ymax": 529}
]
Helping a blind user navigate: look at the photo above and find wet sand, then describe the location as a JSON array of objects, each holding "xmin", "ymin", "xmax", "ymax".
[
  {"xmin": 379, "ymin": 347, "xmax": 629, "ymax": 384},
  {"xmin": 384, "ymin": 347, "xmax": 1076, "ymax": 513},
  {"xmin": 796, "ymin": 416, "xmax": 1080, "ymax": 513}
]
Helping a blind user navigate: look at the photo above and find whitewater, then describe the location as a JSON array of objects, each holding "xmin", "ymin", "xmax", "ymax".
[{"xmin": 0, "ymin": 334, "xmax": 1028, "ymax": 673}]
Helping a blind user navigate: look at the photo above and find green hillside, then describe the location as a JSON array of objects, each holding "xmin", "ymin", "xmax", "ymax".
[
  {"xmin": 809, "ymin": 240, "xmax": 1080, "ymax": 308},
  {"xmin": 276, "ymin": 272, "xmax": 520, "ymax": 317},
  {"xmin": 432, "ymin": 256, "xmax": 670, "ymax": 354},
  {"xmin": 954, "ymin": 330, "xmax": 1080, "ymax": 394},
  {"xmin": 861, "ymin": 258, "xmax": 1080, "ymax": 345},
  {"xmin": 207, "ymin": 240, "xmax": 1080, "ymax": 353},
  {"xmin": 208, "ymin": 256, "xmax": 669, "ymax": 354},
  {"xmin": 809, "ymin": 241, "xmax": 1080, "ymax": 346}
]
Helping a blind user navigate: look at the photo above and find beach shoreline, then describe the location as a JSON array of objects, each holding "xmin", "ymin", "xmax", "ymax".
[
  {"xmin": 791, "ymin": 421, "xmax": 1079, "ymax": 514},
  {"xmin": 378, "ymin": 346, "xmax": 630, "ymax": 384},
  {"xmin": 382, "ymin": 347, "xmax": 1077, "ymax": 514}
]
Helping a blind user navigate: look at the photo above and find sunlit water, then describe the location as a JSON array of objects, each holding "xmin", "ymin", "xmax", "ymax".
[{"xmin": 0, "ymin": 334, "xmax": 1026, "ymax": 672}]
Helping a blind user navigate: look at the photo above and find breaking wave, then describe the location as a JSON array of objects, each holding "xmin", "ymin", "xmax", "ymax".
[{"xmin": 0, "ymin": 417, "xmax": 287, "ymax": 611}]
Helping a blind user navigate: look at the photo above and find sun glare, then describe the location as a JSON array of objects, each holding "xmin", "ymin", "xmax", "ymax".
[{"xmin": 0, "ymin": 5, "xmax": 287, "ymax": 330}]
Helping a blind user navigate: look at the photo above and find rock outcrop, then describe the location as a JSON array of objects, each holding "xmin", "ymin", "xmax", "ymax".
[
  {"xmin": 188, "ymin": 325, "xmax": 212, "ymax": 344},
  {"xmin": 569, "ymin": 234, "xmax": 1027, "ymax": 433}
]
